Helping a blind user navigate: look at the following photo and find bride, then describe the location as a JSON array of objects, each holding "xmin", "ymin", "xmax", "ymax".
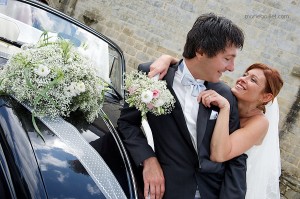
[
  {"xmin": 245, "ymin": 97, "xmax": 281, "ymax": 198},
  {"xmin": 149, "ymin": 56, "xmax": 283, "ymax": 199}
]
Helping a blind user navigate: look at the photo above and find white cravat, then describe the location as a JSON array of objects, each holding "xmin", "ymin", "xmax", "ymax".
[{"xmin": 173, "ymin": 61, "xmax": 205, "ymax": 151}]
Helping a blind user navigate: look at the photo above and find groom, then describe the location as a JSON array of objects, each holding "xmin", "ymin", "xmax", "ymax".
[{"xmin": 118, "ymin": 13, "xmax": 247, "ymax": 199}]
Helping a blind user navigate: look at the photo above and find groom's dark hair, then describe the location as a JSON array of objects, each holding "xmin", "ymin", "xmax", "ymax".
[{"xmin": 183, "ymin": 13, "xmax": 244, "ymax": 58}]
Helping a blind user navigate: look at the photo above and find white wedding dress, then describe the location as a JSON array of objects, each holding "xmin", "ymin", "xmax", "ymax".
[{"xmin": 245, "ymin": 98, "xmax": 281, "ymax": 199}]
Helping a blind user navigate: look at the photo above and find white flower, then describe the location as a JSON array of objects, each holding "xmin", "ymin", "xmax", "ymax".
[
  {"xmin": 65, "ymin": 83, "xmax": 78, "ymax": 97},
  {"xmin": 154, "ymin": 99, "xmax": 164, "ymax": 107},
  {"xmin": 141, "ymin": 90, "xmax": 153, "ymax": 103},
  {"xmin": 34, "ymin": 64, "xmax": 50, "ymax": 77},
  {"xmin": 65, "ymin": 81, "xmax": 86, "ymax": 97},
  {"xmin": 75, "ymin": 81, "xmax": 86, "ymax": 93}
]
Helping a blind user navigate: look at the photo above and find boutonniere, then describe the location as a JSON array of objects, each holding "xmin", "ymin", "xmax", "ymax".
[
  {"xmin": 125, "ymin": 71, "xmax": 175, "ymax": 118},
  {"xmin": 124, "ymin": 71, "xmax": 175, "ymax": 150}
]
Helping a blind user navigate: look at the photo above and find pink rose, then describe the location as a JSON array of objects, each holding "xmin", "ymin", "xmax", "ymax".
[
  {"xmin": 128, "ymin": 86, "xmax": 137, "ymax": 94},
  {"xmin": 147, "ymin": 103, "xmax": 154, "ymax": 110},
  {"xmin": 152, "ymin": 89, "xmax": 160, "ymax": 99}
]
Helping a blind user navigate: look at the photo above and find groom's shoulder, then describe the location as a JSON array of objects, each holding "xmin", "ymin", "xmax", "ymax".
[
  {"xmin": 207, "ymin": 81, "xmax": 236, "ymax": 100},
  {"xmin": 207, "ymin": 81, "xmax": 231, "ymax": 92},
  {"xmin": 138, "ymin": 61, "xmax": 178, "ymax": 74},
  {"xmin": 138, "ymin": 62, "xmax": 152, "ymax": 73}
]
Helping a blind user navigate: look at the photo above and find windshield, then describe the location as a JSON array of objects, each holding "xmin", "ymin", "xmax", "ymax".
[{"xmin": 0, "ymin": 0, "xmax": 125, "ymax": 99}]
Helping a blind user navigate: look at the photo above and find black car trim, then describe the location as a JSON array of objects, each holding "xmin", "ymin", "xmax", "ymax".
[
  {"xmin": 0, "ymin": 143, "xmax": 17, "ymax": 199},
  {"xmin": 99, "ymin": 109, "xmax": 139, "ymax": 199}
]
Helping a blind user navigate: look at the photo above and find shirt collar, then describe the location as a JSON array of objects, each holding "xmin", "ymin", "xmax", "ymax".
[{"xmin": 179, "ymin": 60, "xmax": 205, "ymax": 85}]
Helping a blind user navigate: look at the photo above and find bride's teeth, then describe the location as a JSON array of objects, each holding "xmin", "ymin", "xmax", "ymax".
[
  {"xmin": 236, "ymin": 84, "xmax": 243, "ymax": 89},
  {"xmin": 236, "ymin": 84, "xmax": 246, "ymax": 90}
]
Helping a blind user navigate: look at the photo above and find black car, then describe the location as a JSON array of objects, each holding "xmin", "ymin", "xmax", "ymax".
[{"xmin": 0, "ymin": 0, "xmax": 142, "ymax": 198}]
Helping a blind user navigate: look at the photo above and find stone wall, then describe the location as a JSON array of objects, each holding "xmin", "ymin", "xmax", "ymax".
[{"xmin": 44, "ymin": 0, "xmax": 300, "ymax": 197}]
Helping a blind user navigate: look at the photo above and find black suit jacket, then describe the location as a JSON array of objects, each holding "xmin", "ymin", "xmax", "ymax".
[{"xmin": 117, "ymin": 61, "xmax": 247, "ymax": 199}]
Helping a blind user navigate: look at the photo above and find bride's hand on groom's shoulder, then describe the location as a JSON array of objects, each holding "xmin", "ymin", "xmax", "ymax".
[
  {"xmin": 198, "ymin": 90, "xmax": 230, "ymax": 109},
  {"xmin": 149, "ymin": 55, "xmax": 179, "ymax": 79}
]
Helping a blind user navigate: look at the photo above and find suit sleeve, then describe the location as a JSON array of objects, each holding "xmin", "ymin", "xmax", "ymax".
[
  {"xmin": 117, "ymin": 62, "xmax": 156, "ymax": 166},
  {"xmin": 220, "ymin": 92, "xmax": 247, "ymax": 198}
]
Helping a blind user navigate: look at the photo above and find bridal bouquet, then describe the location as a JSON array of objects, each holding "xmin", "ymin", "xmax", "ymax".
[
  {"xmin": 0, "ymin": 32, "xmax": 109, "ymax": 138},
  {"xmin": 125, "ymin": 71, "xmax": 175, "ymax": 149}
]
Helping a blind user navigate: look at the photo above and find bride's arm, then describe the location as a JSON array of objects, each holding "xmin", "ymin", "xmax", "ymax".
[
  {"xmin": 148, "ymin": 55, "xmax": 179, "ymax": 79},
  {"xmin": 198, "ymin": 90, "xmax": 269, "ymax": 162}
]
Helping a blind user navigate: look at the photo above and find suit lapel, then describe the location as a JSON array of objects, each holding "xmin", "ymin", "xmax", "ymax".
[
  {"xmin": 164, "ymin": 61, "xmax": 195, "ymax": 148},
  {"xmin": 196, "ymin": 103, "xmax": 210, "ymax": 151}
]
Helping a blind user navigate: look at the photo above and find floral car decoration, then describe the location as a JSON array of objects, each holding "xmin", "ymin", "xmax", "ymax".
[{"xmin": 0, "ymin": 32, "xmax": 109, "ymax": 138}]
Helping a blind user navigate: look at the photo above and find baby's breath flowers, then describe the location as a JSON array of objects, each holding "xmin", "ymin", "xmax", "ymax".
[
  {"xmin": 124, "ymin": 71, "xmax": 175, "ymax": 150},
  {"xmin": 125, "ymin": 71, "xmax": 175, "ymax": 119},
  {"xmin": 0, "ymin": 32, "xmax": 109, "ymax": 138}
]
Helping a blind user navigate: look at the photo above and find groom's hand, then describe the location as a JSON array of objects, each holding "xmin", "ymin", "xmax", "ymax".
[{"xmin": 143, "ymin": 157, "xmax": 165, "ymax": 199}]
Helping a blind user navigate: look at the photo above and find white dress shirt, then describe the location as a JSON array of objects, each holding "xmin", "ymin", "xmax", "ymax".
[{"xmin": 173, "ymin": 61, "xmax": 205, "ymax": 151}]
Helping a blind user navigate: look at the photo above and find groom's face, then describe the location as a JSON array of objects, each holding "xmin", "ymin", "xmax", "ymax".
[{"xmin": 197, "ymin": 45, "xmax": 238, "ymax": 83}]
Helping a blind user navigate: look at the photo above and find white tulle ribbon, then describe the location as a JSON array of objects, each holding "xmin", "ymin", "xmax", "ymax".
[
  {"xmin": 142, "ymin": 118, "xmax": 155, "ymax": 151},
  {"xmin": 141, "ymin": 74, "xmax": 159, "ymax": 151},
  {"xmin": 19, "ymin": 101, "xmax": 127, "ymax": 199}
]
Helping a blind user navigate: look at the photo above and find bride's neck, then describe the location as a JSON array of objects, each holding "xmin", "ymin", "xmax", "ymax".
[{"xmin": 238, "ymin": 101, "xmax": 263, "ymax": 119}]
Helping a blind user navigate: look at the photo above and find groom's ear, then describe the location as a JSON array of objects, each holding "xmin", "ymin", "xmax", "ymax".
[{"xmin": 195, "ymin": 49, "xmax": 205, "ymax": 60}]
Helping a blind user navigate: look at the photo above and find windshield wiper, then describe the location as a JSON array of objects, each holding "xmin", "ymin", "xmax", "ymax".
[{"xmin": 0, "ymin": 37, "xmax": 24, "ymax": 48}]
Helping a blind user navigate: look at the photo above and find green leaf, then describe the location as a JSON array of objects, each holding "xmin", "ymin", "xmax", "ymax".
[
  {"xmin": 32, "ymin": 114, "xmax": 45, "ymax": 142},
  {"xmin": 33, "ymin": 70, "xmax": 64, "ymax": 110},
  {"xmin": 24, "ymin": 67, "xmax": 35, "ymax": 89}
]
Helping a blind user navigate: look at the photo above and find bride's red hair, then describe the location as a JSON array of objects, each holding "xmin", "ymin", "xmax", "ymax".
[{"xmin": 245, "ymin": 63, "xmax": 283, "ymax": 102}]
